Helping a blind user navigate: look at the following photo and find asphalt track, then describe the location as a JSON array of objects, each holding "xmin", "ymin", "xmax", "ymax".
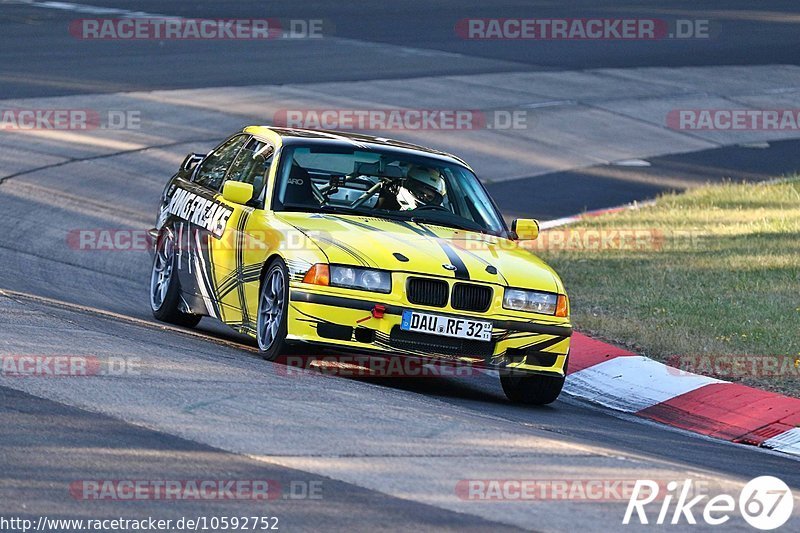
[
  {"xmin": 1, "ymin": 1, "xmax": 800, "ymax": 531},
  {"xmin": 4, "ymin": 0, "xmax": 800, "ymax": 98}
]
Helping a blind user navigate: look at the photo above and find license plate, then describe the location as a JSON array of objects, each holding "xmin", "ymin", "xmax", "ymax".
[{"xmin": 400, "ymin": 310, "xmax": 492, "ymax": 342}]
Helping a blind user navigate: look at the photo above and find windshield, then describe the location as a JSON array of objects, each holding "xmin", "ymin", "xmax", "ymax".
[{"xmin": 272, "ymin": 145, "xmax": 506, "ymax": 234}]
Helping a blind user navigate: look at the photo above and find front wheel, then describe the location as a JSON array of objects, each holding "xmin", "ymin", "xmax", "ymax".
[
  {"xmin": 150, "ymin": 230, "xmax": 202, "ymax": 328},
  {"xmin": 256, "ymin": 258, "xmax": 290, "ymax": 361},
  {"xmin": 500, "ymin": 371, "xmax": 565, "ymax": 405}
]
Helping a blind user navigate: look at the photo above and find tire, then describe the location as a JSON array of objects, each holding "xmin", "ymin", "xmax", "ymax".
[
  {"xmin": 500, "ymin": 370, "xmax": 565, "ymax": 405},
  {"xmin": 256, "ymin": 258, "xmax": 290, "ymax": 361},
  {"xmin": 150, "ymin": 230, "xmax": 202, "ymax": 328}
]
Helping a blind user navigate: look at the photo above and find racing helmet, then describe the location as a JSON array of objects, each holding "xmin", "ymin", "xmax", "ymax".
[{"xmin": 404, "ymin": 166, "xmax": 446, "ymax": 206}]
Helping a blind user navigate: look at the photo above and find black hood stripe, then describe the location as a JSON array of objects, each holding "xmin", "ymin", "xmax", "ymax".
[
  {"xmin": 388, "ymin": 220, "xmax": 470, "ymax": 280},
  {"xmin": 337, "ymin": 215, "xmax": 511, "ymax": 284}
]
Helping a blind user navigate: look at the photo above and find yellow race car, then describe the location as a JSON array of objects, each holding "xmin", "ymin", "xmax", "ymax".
[{"xmin": 150, "ymin": 127, "xmax": 572, "ymax": 404}]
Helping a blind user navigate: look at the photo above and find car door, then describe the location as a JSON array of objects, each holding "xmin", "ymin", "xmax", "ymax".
[
  {"xmin": 207, "ymin": 137, "xmax": 276, "ymax": 334},
  {"xmin": 169, "ymin": 133, "xmax": 249, "ymax": 319}
]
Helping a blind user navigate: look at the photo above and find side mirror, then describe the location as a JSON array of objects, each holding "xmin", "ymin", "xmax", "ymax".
[
  {"xmin": 222, "ymin": 181, "xmax": 254, "ymax": 205},
  {"xmin": 181, "ymin": 152, "xmax": 204, "ymax": 173},
  {"xmin": 512, "ymin": 218, "xmax": 539, "ymax": 241}
]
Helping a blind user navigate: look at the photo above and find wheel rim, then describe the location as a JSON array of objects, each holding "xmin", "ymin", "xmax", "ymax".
[
  {"xmin": 258, "ymin": 268, "xmax": 285, "ymax": 351},
  {"xmin": 150, "ymin": 233, "xmax": 174, "ymax": 311}
]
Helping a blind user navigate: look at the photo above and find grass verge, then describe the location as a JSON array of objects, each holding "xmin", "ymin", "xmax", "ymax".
[{"xmin": 536, "ymin": 179, "xmax": 800, "ymax": 396}]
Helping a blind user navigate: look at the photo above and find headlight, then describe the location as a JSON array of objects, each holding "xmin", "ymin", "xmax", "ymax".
[
  {"xmin": 330, "ymin": 265, "xmax": 391, "ymax": 293},
  {"xmin": 503, "ymin": 288, "xmax": 568, "ymax": 316}
]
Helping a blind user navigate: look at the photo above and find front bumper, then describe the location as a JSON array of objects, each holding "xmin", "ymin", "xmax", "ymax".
[{"xmin": 287, "ymin": 288, "xmax": 572, "ymax": 377}]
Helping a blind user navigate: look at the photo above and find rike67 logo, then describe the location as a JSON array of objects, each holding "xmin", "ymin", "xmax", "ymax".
[{"xmin": 624, "ymin": 476, "xmax": 794, "ymax": 530}]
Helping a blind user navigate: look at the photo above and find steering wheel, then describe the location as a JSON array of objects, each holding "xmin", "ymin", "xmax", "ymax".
[{"xmin": 413, "ymin": 205, "xmax": 450, "ymax": 212}]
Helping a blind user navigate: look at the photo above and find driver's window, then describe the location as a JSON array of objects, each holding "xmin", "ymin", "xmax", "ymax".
[
  {"xmin": 194, "ymin": 135, "xmax": 248, "ymax": 191},
  {"xmin": 224, "ymin": 138, "xmax": 275, "ymax": 206},
  {"xmin": 227, "ymin": 139, "xmax": 274, "ymax": 184}
]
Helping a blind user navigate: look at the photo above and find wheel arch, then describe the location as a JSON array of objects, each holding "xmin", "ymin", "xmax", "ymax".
[{"xmin": 259, "ymin": 252, "xmax": 286, "ymax": 286}]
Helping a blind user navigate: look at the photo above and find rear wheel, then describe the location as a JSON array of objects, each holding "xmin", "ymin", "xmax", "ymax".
[
  {"xmin": 150, "ymin": 230, "xmax": 201, "ymax": 328},
  {"xmin": 256, "ymin": 258, "xmax": 290, "ymax": 361},
  {"xmin": 500, "ymin": 371, "xmax": 565, "ymax": 405}
]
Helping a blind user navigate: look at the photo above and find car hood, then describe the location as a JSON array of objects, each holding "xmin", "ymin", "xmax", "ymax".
[{"xmin": 276, "ymin": 213, "xmax": 562, "ymax": 292}]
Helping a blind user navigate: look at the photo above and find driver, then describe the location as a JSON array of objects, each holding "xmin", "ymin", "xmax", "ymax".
[{"xmin": 396, "ymin": 166, "xmax": 446, "ymax": 210}]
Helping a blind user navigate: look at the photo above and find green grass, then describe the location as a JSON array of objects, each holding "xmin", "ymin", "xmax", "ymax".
[{"xmin": 538, "ymin": 179, "xmax": 800, "ymax": 396}]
